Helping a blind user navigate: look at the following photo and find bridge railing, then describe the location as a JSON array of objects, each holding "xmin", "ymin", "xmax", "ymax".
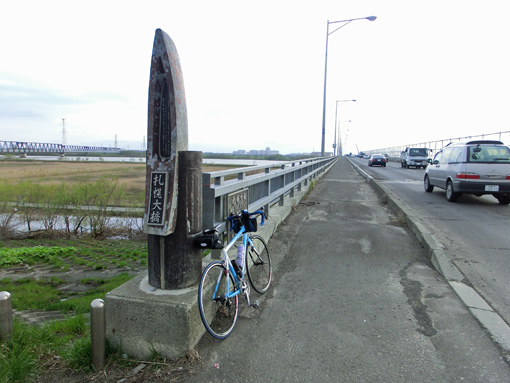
[
  {"xmin": 202, "ymin": 156, "xmax": 337, "ymax": 234},
  {"xmin": 0, "ymin": 141, "xmax": 121, "ymax": 154},
  {"xmin": 361, "ymin": 130, "xmax": 510, "ymax": 160}
]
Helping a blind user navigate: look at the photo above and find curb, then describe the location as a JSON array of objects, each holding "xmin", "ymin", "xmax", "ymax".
[{"xmin": 348, "ymin": 158, "xmax": 510, "ymax": 361}]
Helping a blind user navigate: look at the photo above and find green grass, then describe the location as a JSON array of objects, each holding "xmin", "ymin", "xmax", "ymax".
[
  {"xmin": 0, "ymin": 272, "xmax": 135, "ymax": 315},
  {"xmin": 0, "ymin": 278, "xmax": 63, "ymax": 311},
  {"xmin": 0, "ymin": 246, "xmax": 76, "ymax": 267},
  {"xmin": 0, "ymin": 316, "xmax": 90, "ymax": 382},
  {"xmin": 0, "ymin": 238, "xmax": 147, "ymax": 380},
  {"xmin": 0, "ymin": 238, "xmax": 147, "ymax": 271}
]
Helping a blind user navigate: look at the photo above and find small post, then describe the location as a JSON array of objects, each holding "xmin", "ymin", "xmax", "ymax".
[
  {"xmin": 90, "ymin": 299, "xmax": 106, "ymax": 371},
  {"xmin": 0, "ymin": 291, "xmax": 13, "ymax": 339},
  {"xmin": 0, "ymin": 291, "xmax": 13, "ymax": 340}
]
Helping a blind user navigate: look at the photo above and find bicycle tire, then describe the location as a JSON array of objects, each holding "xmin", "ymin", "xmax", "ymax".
[
  {"xmin": 198, "ymin": 261, "xmax": 239, "ymax": 339},
  {"xmin": 246, "ymin": 235, "xmax": 272, "ymax": 294}
]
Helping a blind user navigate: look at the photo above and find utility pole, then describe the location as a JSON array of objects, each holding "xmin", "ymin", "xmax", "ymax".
[{"xmin": 61, "ymin": 118, "xmax": 67, "ymax": 146}]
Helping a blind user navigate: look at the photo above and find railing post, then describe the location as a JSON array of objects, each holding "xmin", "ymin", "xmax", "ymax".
[
  {"xmin": 90, "ymin": 298, "xmax": 106, "ymax": 371},
  {"xmin": 0, "ymin": 291, "xmax": 13, "ymax": 340}
]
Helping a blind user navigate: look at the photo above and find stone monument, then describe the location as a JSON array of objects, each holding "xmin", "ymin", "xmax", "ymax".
[
  {"xmin": 144, "ymin": 28, "xmax": 202, "ymax": 290},
  {"xmin": 105, "ymin": 29, "xmax": 205, "ymax": 359}
]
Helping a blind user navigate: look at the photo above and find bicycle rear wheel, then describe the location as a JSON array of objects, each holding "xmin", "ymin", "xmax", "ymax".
[
  {"xmin": 198, "ymin": 261, "xmax": 239, "ymax": 339},
  {"xmin": 246, "ymin": 235, "xmax": 272, "ymax": 294}
]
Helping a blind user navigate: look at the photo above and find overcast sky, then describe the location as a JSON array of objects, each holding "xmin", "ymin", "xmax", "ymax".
[{"xmin": 1, "ymin": 0, "xmax": 509, "ymax": 155}]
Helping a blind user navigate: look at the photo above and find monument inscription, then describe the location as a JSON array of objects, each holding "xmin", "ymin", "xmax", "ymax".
[
  {"xmin": 159, "ymin": 79, "xmax": 172, "ymax": 158},
  {"xmin": 227, "ymin": 188, "xmax": 248, "ymax": 215},
  {"xmin": 144, "ymin": 29, "xmax": 188, "ymax": 236},
  {"xmin": 147, "ymin": 172, "xmax": 168, "ymax": 226}
]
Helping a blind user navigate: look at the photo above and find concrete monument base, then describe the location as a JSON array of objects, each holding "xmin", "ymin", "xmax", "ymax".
[{"xmin": 105, "ymin": 273, "xmax": 204, "ymax": 360}]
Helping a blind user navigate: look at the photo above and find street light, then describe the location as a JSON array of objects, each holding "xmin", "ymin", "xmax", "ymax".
[
  {"xmin": 336, "ymin": 120, "xmax": 351, "ymax": 156},
  {"xmin": 333, "ymin": 100, "xmax": 355, "ymax": 156},
  {"xmin": 320, "ymin": 16, "xmax": 376, "ymax": 157}
]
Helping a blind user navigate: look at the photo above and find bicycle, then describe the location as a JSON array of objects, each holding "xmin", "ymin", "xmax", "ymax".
[{"xmin": 196, "ymin": 209, "xmax": 272, "ymax": 339}]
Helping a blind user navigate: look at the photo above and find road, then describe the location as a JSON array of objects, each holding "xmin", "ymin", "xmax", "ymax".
[
  {"xmin": 187, "ymin": 157, "xmax": 510, "ymax": 382},
  {"xmin": 350, "ymin": 157, "xmax": 510, "ymax": 328}
]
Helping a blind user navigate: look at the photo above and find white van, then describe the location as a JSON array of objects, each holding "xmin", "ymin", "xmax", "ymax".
[
  {"xmin": 424, "ymin": 140, "xmax": 510, "ymax": 204},
  {"xmin": 401, "ymin": 147, "xmax": 429, "ymax": 169}
]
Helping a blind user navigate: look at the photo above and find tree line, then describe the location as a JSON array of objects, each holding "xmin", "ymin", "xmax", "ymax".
[{"xmin": 0, "ymin": 179, "xmax": 141, "ymax": 239}]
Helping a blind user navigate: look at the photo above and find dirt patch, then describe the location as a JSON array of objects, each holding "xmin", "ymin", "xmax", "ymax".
[{"xmin": 35, "ymin": 350, "xmax": 203, "ymax": 383}]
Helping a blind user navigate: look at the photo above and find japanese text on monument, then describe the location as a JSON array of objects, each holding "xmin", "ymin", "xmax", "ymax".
[
  {"xmin": 159, "ymin": 80, "xmax": 172, "ymax": 158},
  {"xmin": 148, "ymin": 172, "xmax": 168, "ymax": 226}
]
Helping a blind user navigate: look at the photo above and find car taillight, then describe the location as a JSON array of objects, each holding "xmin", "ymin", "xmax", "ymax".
[
  {"xmin": 506, "ymin": 175, "xmax": 510, "ymax": 180},
  {"xmin": 456, "ymin": 172, "xmax": 480, "ymax": 179}
]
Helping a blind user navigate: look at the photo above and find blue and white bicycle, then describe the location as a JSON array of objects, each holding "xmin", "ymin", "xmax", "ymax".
[{"xmin": 197, "ymin": 209, "xmax": 272, "ymax": 339}]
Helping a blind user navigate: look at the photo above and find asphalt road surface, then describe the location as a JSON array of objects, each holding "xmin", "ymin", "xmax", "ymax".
[
  {"xmin": 353, "ymin": 156, "xmax": 510, "ymax": 328},
  {"xmin": 186, "ymin": 158, "xmax": 510, "ymax": 383}
]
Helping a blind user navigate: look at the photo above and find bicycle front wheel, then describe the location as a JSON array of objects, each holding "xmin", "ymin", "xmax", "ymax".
[
  {"xmin": 246, "ymin": 235, "xmax": 272, "ymax": 294},
  {"xmin": 198, "ymin": 261, "xmax": 239, "ymax": 339}
]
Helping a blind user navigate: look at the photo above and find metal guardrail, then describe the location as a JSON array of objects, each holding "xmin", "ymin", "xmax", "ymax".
[
  {"xmin": 362, "ymin": 130, "xmax": 510, "ymax": 159},
  {"xmin": 0, "ymin": 140, "xmax": 121, "ymax": 154},
  {"xmin": 202, "ymin": 156, "xmax": 337, "ymax": 233}
]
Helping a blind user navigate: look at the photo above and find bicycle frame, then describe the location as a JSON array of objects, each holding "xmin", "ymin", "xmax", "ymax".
[{"xmin": 214, "ymin": 225, "xmax": 252, "ymax": 300}]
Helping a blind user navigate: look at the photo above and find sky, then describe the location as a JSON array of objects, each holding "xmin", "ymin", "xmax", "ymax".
[{"xmin": 1, "ymin": 0, "xmax": 509, "ymax": 155}]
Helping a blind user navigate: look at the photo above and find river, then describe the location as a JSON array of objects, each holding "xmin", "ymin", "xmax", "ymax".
[{"xmin": 2, "ymin": 155, "xmax": 287, "ymax": 167}]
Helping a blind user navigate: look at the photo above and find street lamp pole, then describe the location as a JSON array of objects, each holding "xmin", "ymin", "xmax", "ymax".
[
  {"xmin": 320, "ymin": 16, "xmax": 376, "ymax": 157},
  {"xmin": 333, "ymin": 99, "xmax": 355, "ymax": 156}
]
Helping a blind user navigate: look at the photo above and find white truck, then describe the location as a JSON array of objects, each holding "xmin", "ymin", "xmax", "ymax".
[{"xmin": 400, "ymin": 147, "xmax": 429, "ymax": 169}]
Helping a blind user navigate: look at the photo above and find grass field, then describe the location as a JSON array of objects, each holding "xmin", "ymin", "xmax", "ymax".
[{"xmin": 0, "ymin": 159, "xmax": 234, "ymax": 204}]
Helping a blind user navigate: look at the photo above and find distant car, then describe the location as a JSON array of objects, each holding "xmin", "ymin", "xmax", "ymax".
[
  {"xmin": 368, "ymin": 154, "xmax": 387, "ymax": 167},
  {"xmin": 424, "ymin": 140, "xmax": 510, "ymax": 204}
]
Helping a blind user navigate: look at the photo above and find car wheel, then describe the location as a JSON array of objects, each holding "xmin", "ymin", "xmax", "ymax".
[
  {"xmin": 495, "ymin": 194, "xmax": 510, "ymax": 205},
  {"xmin": 446, "ymin": 180, "xmax": 461, "ymax": 202},
  {"xmin": 424, "ymin": 175, "xmax": 434, "ymax": 193}
]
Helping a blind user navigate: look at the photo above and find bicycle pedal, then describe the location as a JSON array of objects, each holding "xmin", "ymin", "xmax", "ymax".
[{"xmin": 251, "ymin": 300, "xmax": 260, "ymax": 309}]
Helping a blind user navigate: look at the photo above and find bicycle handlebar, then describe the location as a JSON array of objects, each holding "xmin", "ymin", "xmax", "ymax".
[
  {"xmin": 226, "ymin": 209, "xmax": 266, "ymax": 231},
  {"xmin": 248, "ymin": 209, "xmax": 265, "ymax": 226}
]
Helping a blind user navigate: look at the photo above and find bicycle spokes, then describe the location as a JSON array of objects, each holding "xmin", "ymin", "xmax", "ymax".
[
  {"xmin": 198, "ymin": 262, "xmax": 239, "ymax": 339},
  {"xmin": 246, "ymin": 236, "xmax": 272, "ymax": 295}
]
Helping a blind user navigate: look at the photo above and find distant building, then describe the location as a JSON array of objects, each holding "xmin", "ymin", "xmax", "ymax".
[
  {"xmin": 234, "ymin": 147, "xmax": 279, "ymax": 156},
  {"xmin": 263, "ymin": 147, "xmax": 279, "ymax": 155}
]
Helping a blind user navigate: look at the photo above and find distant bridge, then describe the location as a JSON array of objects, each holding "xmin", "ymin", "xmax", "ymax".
[{"xmin": 0, "ymin": 140, "xmax": 121, "ymax": 154}]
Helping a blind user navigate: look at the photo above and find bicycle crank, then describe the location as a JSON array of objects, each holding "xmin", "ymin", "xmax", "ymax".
[{"xmin": 241, "ymin": 281, "xmax": 259, "ymax": 309}]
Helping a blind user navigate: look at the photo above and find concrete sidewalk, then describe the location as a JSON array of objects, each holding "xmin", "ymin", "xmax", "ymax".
[{"xmin": 186, "ymin": 157, "xmax": 510, "ymax": 383}]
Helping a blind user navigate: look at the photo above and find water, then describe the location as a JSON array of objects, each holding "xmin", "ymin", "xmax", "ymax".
[
  {"xmin": 203, "ymin": 158, "xmax": 287, "ymax": 166},
  {"xmin": 2, "ymin": 214, "xmax": 143, "ymax": 235},
  {"xmin": 2, "ymin": 155, "xmax": 287, "ymax": 166},
  {"xmin": 5, "ymin": 155, "xmax": 146, "ymax": 163}
]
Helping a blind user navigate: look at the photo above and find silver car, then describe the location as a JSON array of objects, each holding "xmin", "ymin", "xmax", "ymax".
[{"xmin": 424, "ymin": 140, "xmax": 510, "ymax": 204}]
